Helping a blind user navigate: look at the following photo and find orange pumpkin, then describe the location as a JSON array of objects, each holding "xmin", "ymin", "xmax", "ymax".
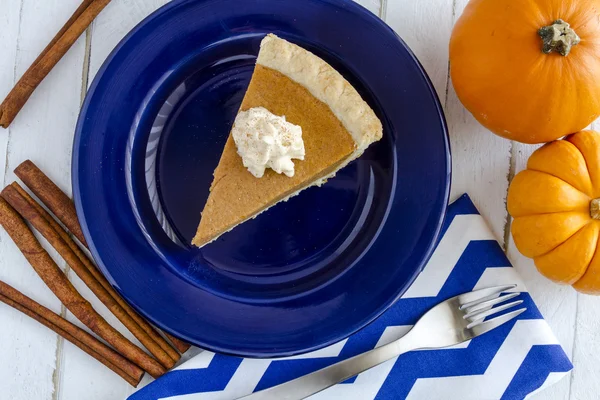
[
  {"xmin": 450, "ymin": 0, "xmax": 600, "ymax": 144},
  {"xmin": 508, "ymin": 130, "xmax": 600, "ymax": 294}
]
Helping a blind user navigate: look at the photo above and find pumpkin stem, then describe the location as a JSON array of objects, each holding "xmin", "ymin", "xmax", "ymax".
[
  {"xmin": 539, "ymin": 19, "xmax": 580, "ymax": 56},
  {"xmin": 591, "ymin": 199, "xmax": 600, "ymax": 220}
]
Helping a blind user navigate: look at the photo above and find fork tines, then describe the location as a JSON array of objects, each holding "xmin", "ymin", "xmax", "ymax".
[{"xmin": 459, "ymin": 285, "xmax": 527, "ymax": 332}]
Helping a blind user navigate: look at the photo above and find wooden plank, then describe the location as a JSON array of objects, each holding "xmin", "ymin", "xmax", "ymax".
[
  {"xmin": 387, "ymin": 0, "xmax": 511, "ymax": 244},
  {"xmin": 0, "ymin": 1, "xmax": 88, "ymax": 399},
  {"xmin": 570, "ymin": 293, "xmax": 600, "ymax": 400},
  {"xmin": 568, "ymin": 120, "xmax": 600, "ymax": 400},
  {"xmin": 385, "ymin": 0, "xmax": 453, "ymax": 101},
  {"xmin": 388, "ymin": 3, "xmax": 567, "ymax": 400},
  {"xmin": 59, "ymin": 272, "xmax": 155, "ymax": 398},
  {"xmin": 506, "ymin": 144, "xmax": 574, "ymax": 400},
  {"xmin": 354, "ymin": 0, "xmax": 380, "ymax": 15},
  {"xmin": 445, "ymin": 0, "xmax": 513, "ymax": 246},
  {"xmin": 2, "ymin": 0, "xmax": 86, "ymax": 191},
  {"xmin": 503, "ymin": 116, "xmax": 600, "ymax": 400},
  {"xmin": 87, "ymin": 0, "xmax": 170, "ymax": 84},
  {"xmin": 0, "ymin": 0, "xmax": 21, "ymax": 183},
  {"xmin": 60, "ymin": 2, "xmax": 171, "ymax": 398},
  {"xmin": 506, "ymin": 125, "xmax": 600, "ymax": 400}
]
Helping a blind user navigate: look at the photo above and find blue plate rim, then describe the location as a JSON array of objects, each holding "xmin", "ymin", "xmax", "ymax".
[{"xmin": 72, "ymin": 0, "xmax": 452, "ymax": 357}]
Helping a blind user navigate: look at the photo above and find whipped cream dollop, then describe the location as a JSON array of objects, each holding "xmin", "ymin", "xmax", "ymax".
[{"xmin": 232, "ymin": 107, "xmax": 305, "ymax": 178}]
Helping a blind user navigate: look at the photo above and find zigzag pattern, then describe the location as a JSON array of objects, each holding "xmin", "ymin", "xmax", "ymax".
[{"xmin": 129, "ymin": 195, "xmax": 572, "ymax": 400}]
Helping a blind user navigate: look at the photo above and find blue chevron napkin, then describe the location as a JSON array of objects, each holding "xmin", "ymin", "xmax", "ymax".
[{"xmin": 129, "ymin": 194, "xmax": 572, "ymax": 400}]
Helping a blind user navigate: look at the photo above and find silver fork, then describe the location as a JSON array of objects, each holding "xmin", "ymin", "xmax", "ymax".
[{"xmin": 238, "ymin": 285, "xmax": 525, "ymax": 400}]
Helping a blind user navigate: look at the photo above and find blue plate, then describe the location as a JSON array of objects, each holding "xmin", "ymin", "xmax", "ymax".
[{"xmin": 72, "ymin": 0, "xmax": 450, "ymax": 357}]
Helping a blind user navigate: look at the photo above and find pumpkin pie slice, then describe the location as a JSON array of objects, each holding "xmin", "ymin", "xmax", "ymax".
[{"xmin": 192, "ymin": 34, "xmax": 383, "ymax": 247}]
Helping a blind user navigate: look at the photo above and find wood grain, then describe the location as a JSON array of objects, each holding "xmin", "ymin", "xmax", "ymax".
[
  {"xmin": 0, "ymin": 281, "xmax": 144, "ymax": 386},
  {"xmin": 570, "ymin": 293, "xmax": 600, "ymax": 400},
  {"xmin": 353, "ymin": 0, "xmax": 380, "ymax": 15},
  {"xmin": 0, "ymin": 0, "xmax": 20, "ymax": 184},
  {"xmin": 446, "ymin": 0, "xmax": 513, "ymax": 246},
  {"xmin": 63, "ymin": 1, "xmax": 172, "ymax": 398},
  {"xmin": 386, "ymin": 0, "xmax": 454, "ymax": 101},
  {"xmin": 0, "ymin": 1, "xmax": 88, "ymax": 399},
  {"xmin": 87, "ymin": 0, "xmax": 170, "ymax": 84},
  {"xmin": 506, "ymin": 143, "xmax": 575, "ymax": 400},
  {"xmin": 0, "ymin": 0, "xmax": 112, "ymax": 128},
  {"xmin": 568, "ymin": 120, "xmax": 600, "ymax": 400},
  {"xmin": 448, "ymin": 2, "xmax": 573, "ymax": 399},
  {"xmin": 386, "ymin": 0, "xmax": 511, "ymax": 247}
]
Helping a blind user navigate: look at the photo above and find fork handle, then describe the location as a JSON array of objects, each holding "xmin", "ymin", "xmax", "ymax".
[{"xmin": 238, "ymin": 331, "xmax": 419, "ymax": 400}]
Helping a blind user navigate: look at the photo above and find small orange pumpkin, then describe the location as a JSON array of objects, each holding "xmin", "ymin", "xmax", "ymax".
[
  {"xmin": 508, "ymin": 130, "xmax": 600, "ymax": 294},
  {"xmin": 450, "ymin": 0, "xmax": 600, "ymax": 144}
]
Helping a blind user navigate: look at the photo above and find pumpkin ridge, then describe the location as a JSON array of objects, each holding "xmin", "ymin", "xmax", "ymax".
[
  {"xmin": 531, "ymin": 219, "xmax": 594, "ymax": 259},
  {"xmin": 525, "ymin": 167, "xmax": 592, "ymax": 199},
  {"xmin": 573, "ymin": 222, "xmax": 600, "ymax": 289},
  {"xmin": 509, "ymin": 208, "xmax": 589, "ymax": 218},
  {"xmin": 534, "ymin": 223, "xmax": 598, "ymax": 284},
  {"xmin": 567, "ymin": 132, "xmax": 600, "ymax": 197},
  {"xmin": 511, "ymin": 211, "xmax": 590, "ymax": 258}
]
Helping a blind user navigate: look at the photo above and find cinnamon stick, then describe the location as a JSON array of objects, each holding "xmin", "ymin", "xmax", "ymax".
[
  {"xmin": 0, "ymin": 198, "xmax": 166, "ymax": 378},
  {"xmin": 1, "ymin": 183, "xmax": 177, "ymax": 369},
  {"xmin": 0, "ymin": 0, "xmax": 112, "ymax": 128},
  {"xmin": 15, "ymin": 160, "xmax": 86, "ymax": 246},
  {"xmin": 0, "ymin": 281, "xmax": 143, "ymax": 386},
  {"xmin": 15, "ymin": 160, "xmax": 192, "ymax": 353},
  {"xmin": 8, "ymin": 181, "xmax": 181, "ymax": 363},
  {"xmin": 165, "ymin": 333, "xmax": 192, "ymax": 354}
]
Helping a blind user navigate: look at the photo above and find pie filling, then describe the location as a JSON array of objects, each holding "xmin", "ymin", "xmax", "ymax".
[
  {"xmin": 193, "ymin": 65, "xmax": 357, "ymax": 246},
  {"xmin": 197, "ymin": 156, "xmax": 353, "ymax": 246}
]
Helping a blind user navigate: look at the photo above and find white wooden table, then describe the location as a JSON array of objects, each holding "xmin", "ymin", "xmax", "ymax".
[{"xmin": 0, "ymin": 0, "xmax": 597, "ymax": 399}]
